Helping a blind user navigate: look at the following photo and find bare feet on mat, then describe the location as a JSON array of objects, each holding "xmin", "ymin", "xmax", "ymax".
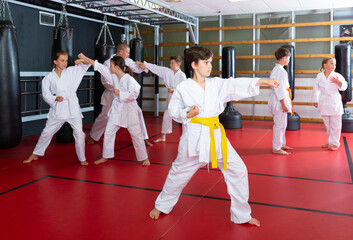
[
  {"xmin": 86, "ymin": 135, "xmax": 95, "ymax": 144},
  {"xmin": 328, "ymin": 145, "xmax": 338, "ymax": 151},
  {"xmin": 272, "ymin": 149, "xmax": 291, "ymax": 155},
  {"xmin": 281, "ymin": 146, "xmax": 293, "ymax": 150},
  {"xmin": 149, "ymin": 208, "xmax": 161, "ymax": 219},
  {"xmin": 248, "ymin": 218, "xmax": 260, "ymax": 227},
  {"xmin": 94, "ymin": 158, "xmax": 108, "ymax": 164},
  {"xmin": 80, "ymin": 161, "xmax": 89, "ymax": 166},
  {"xmin": 153, "ymin": 134, "xmax": 166, "ymax": 143},
  {"xmin": 322, "ymin": 144, "xmax": 329, "ymax": 148},
  {"xmin": 142, "ymin": 159, "xmax": 150, "ymax": 166},
  {"xmin": 145, "ymin": 140, "xmax": 153, "ymax": 147},
  {"xmin": 23, "ymin": 154, "xmax": 38, "ymax": 164}
]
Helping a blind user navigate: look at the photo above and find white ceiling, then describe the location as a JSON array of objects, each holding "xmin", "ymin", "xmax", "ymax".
[{"xmin": 159, "ymin": 0, "xmax": 353, "ymax": 17}]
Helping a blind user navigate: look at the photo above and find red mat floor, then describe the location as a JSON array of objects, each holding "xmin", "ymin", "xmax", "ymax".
[{"xmin": 1, "ymin": 116, "xmax": 353, "ymax": 240}]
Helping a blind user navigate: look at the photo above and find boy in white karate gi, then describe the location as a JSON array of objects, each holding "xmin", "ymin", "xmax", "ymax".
[
  {"xmin": 312, "ymin": 57, "xmax": 347, "ymax": 150},
  {"xmin": 78, "ymin": 53, "xmax": 150, "ymax": 166},
  {"xmin": 136, "ymin": 56, "xmax": 186, "ymax": 142},
  {"xmin": 86, "ymin": 43, "xmax": 153, "ymax": 147},
  {"xmin": 24, "ymin": 51, "xmax": 90, "ymax": 166},
  {"xmin": 149, "ymin": 46, "xmax": 279, "ymax": 226},
  {"xmin": 268, "ymin": 47, "xmax": 293, "ymax": 155}
]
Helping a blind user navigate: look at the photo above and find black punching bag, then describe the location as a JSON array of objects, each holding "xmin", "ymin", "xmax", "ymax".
[
  {"xmin": 130, "ymin": 38, "xmax": 144, "ymax": 108},
  {"xmin": 335, "ymin": 44, "xmax": 353, "ymax": 132},
  {"xmin": 0, "ymin": 20, "xmax": 22, "ymax": 148},
  {"xmin": 282, "ymin": 44, "xmax": 300, "ymax": 130},
  {"xmin": 219, "ymin": 46, "xmax": 242, "ymax": 129},
  {"xmin": 53, "ymin": 26, "xmax": 75, "ymax": 143},
  {"xmin": 94, "ymin": 45, "xmax": 115, "ymax": 119}
]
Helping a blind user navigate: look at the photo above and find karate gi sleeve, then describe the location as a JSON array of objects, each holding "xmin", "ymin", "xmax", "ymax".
[
  {"xmin": 119, "ymin": 76, "xmax": 141, "ymax": 103},
  {"xmin": 336, "ymin": 73, "xmax": 348, "ymax": 91},
  {"xmin": 100, "ymin": 61, "xmax": 115, "ymax": 92},
  {"xmin": 168, "ymin": 87, "xmax": 191, "ymax": 124},
  {"xmin": 217, "ymin": 77, "xmax": 260, "ymax": 103},
  {"xmin": 125, "ymin": 58, "xmax": 148, "ymax": 74},
  {"xmin": 311, "ymin": 76, "xmax": 320, "ymax": 103},
  {"xmin": 65, "ymin": 63, "xmax": 91, "ymax": 90},
  {"xmin": 93, "ymin": 60, "xmax": 114, "ymax": 89},
  {"xmin": 144, "ymin": 62, "xmax": 169, "ymax": 85},
  {"xmin": 41, "ymin": 75, "xmax": 57, "ymax": 108},
  {"xmin": 273, "ymin": 71, "xmax": 287, "ymax": 101}
]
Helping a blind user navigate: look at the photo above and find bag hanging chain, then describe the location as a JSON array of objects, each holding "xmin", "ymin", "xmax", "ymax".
[{"xmin": 0, "ymin": 0, "xmax": 14, "ymax": 24}]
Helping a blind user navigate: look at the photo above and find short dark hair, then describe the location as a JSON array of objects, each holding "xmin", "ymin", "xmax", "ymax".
[
  {"xmin": 170, "ymin": 56, "xmax": 182, "ymax": 64},
  {"xmin": 184, "ymin": 46, "xmax": 213, "ymax": 74},
  {"xmin": 275, "ymin": 47, "xmax": 291, "ymax": 60}
]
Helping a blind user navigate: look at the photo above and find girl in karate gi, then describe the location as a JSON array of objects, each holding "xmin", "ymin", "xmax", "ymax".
[
  {"xmin": 86, "ymin": 43, "xmax": 153, "ymax": 147},
  {"xmin": 78, "ymin": 53, "xmax": 150, "ymax": 166},
  {"xmin": 268, "ymin": 47, "xmax": 293, "ymax": 155},
  {"xmin": 312, "ymin": 57, "xmax": 347, "ymax": 150},
  {"xmin": 24, "ymin": 51, "xmax": 90, "ymax": 166},
  {"xmin": 149, "ymin": 46, "xmax": 279, "ymax": 226},
  {"xmin": 136, "ymin": 56, "xmax": 187, "ymax": 142}
]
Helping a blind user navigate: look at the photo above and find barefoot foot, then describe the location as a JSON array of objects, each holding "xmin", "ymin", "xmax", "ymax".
[
  {"xmin": 23, "ymin": 154, "xmax": 38, "ymax": 164},
  {"xmin": 281, "ymin": 146, "xmax": 293, "ymax": 150},
  {"xmin": 248, "ymin": 218, "xmax": 260, "ymax": 227},
  {"xmin": 321, "ymin": 144, "xmax": 329, "ymax": 148},
  {"xmin": 80, "ymin": 161, "xmax": 89, "ymax": 166},
  {"xmin": 149, "ymin": 208, "xmax": 161, "ymax": 219},
  {"xmin": 153, "ymin": 135, "xmax": 166, "ymax": 143},
  {"xmin": 272, "ymin": 149, "xmax": 291, "ymax": 155},
  {"xmin": 94, "ymin": 158, "xmax": 108, "ymax": 164},
  {"xmin": 145, "ymin": 140, "xmax": 153, "ymax": 147},
  {"xmin": 142, "ymin": 159, "xmax": 150, "ymax": 166},
  {"xmin": 328, "ymin": 145, "xmax": 338, "ymax": 151},
  {"xmin": 86, "ymin": 136, "xmax": 95, "ymax": 144}
]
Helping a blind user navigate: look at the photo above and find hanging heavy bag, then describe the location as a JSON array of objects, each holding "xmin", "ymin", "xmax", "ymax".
[{"xmin": 0, "ymin": 20, "xmax": 22, "ymax": 148}]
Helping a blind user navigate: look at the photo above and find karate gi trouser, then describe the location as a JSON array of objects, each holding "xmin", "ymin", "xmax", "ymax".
[
  {"xmin": 272, "ymin": 111, "xmax": 288, "ymax": 150},
  {"xmin": 155, "ymin": 149, "xmax": 252, "ymax": 224},
  {"xmin": 322, "ymin": 115, "xmax": 342, "ymax": 147},
  {"xmin": 33, "ymin": 116, "xmax": 86, "ymax": 162},
  {"xmin": 102, "ymin": 116, "xmax": 148, "ymax": 161},
  {"xmin": 161, "ymin": 109, "xmax": 173, "ymax": 134},
  {"xmin": 89, "ymin": 104, "xmax": 110, "ymax": 141}
]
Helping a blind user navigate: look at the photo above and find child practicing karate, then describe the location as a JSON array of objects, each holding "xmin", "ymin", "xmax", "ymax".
[
  {"xmin": 312, "ymin": 57, "xmax": 347, "ymax": 150},
  {"xmin": 149, "ymin": 46, "xmax": 279, "ymax": 226},
  {"xmin": 86, "ymin": 43, "xmax": 153, "ymax": 147},
  {"xmin": 268, "ymin": 47, "xmax": 293, "ymax": 155},
  {"xmin": 24, "ymin": 50, "xmax": 90, "ymax": 166},
  {"xmin": 78, "ymin": 53, "xmax": 150, "ymax": 166},
  {"xmin": 136, "ymin": 56, "xmax": 186, "ymax": 142}
]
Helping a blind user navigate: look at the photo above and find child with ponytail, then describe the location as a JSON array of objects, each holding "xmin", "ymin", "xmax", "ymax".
[
  {"xmin": 78, "ymin": 53, "xmax": 150, "ymax": 165},
  {"xmin": 312, "ymin": 57, "xmax": 347, "ymax": 150}
]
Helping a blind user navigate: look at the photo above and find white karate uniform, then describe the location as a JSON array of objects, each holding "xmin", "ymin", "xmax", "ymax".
[
  {"xmin": 144, "ymin": 62, "xmax": 186, "ymax": 134},
  {"xmin": 89, "ymin": 55, "xmax": 148, "ymax": 141},
  {"xmin": 155, "ymin": 77, "xmax": 260, "ymax": 224},
  {"xmin": 93, "ymin": 61, "xmax": 148, "ymax": 161},
  {"xmin": 268, "ymin": 63, "xmax": 292, "ymax": 151},
  {"xmin": 33, "ymin": 63, "xmax": 91, "ymax": 162},
  {"xmin": 312, "ymin": 71, "xmax": 347, "ymax": 147}
]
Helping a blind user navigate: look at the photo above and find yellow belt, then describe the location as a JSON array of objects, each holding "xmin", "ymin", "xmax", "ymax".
[{"xmin": 190, "ymin": 116, "xmax": 227, "ymax": 170}]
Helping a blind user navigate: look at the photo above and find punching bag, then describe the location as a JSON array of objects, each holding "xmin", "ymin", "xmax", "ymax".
[
  {"xmin": 130, "ymin": 38, "xmax": 144, "ymax": 108},
  {"xmin": 282, "ymin": 44, "xmax": 300, "ymax": 130},
  {"xmin": 335, "ymin": 44, "xmax": 353, "ymax": 132},
  {"xmin": 94, "ymin": 45, "xmax": 115, "ymax": 118},
  {"xmin": 0, "ymin": 20, "xmax": 22, "ymax": 148},
  {"xmin": 53, "ymin": 18, "xmax": 75, "ymax": 143},
  {"xmin": 219, "ymin": 46, "xmax": 242, "ymax": 129},
  {"xmin": 94, "ymin": 16, "xmax": 116, "ymax": 119}
]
